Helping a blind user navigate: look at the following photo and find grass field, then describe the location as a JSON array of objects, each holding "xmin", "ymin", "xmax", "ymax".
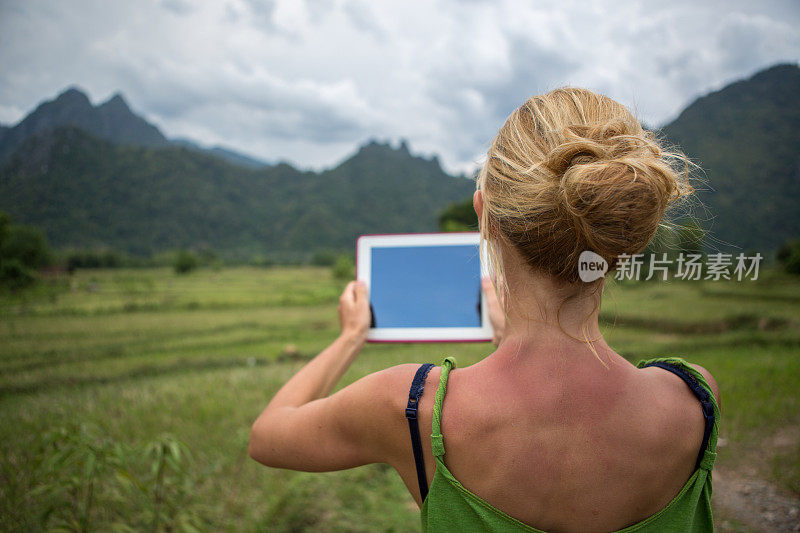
[{"xmin": 1, "ymin": 267, "xmax": 798, "ymax": 531}]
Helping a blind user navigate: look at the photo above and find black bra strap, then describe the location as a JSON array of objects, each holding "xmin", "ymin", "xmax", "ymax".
[
  {"xmin": 642, "ymin": 361, "xmax": 716, "ymax": 470},
  {"xmin": 405, "ymin": 363, "xmax": 435, "ymax": 502}
]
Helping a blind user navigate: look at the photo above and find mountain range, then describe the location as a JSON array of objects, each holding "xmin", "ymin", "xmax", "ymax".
[
  {"xmin": 0, "ymin": 97, "xmax": 473, "ymax": 258},
  {"xmin": 0, "ymin": 87, "xmax": 270, "ymax": 169},
  {"xmin": 0, "ymin": 63, "xmax": 798, "ymax": 258}
]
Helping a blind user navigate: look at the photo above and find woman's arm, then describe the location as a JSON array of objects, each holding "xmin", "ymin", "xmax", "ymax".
[
  {"xmin": 263, "ymin": 281, "xmax": 370, "ymax": 409},
  {"xmin": 249, "ymin": 281, "xmax": 412, "ymax": 471}
]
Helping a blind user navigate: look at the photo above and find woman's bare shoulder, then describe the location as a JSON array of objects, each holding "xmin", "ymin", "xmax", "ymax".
[
  {"xmin": 689, "ymin": 363, "xmax": 721, "ymax": 405},
  {"xmin": 363, "ymin": 362, "xmax": 445, "ymax": 432}
]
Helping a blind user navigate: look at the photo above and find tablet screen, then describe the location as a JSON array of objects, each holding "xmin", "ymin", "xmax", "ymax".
[
  {"xmin": 370, "ymin": 245, "xmax": 481, "ymax": 328},
  {"xmin": 357, "ymin": 233, "xmax": 492, "ymax": 342}
]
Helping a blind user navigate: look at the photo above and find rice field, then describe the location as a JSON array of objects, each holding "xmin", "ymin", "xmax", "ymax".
[{"xmin": 1, "ymin": 266, "xmax": 798, "ymax": 531}]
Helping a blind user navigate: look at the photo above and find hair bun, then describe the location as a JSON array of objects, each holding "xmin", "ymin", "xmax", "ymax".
[
  {"xmin": 479, "ymin": 87, "xmax": 692, "ymax": 283},
  {"xmin": 555, "ymin": 123, "xmax": 683, "ymax": 262}
]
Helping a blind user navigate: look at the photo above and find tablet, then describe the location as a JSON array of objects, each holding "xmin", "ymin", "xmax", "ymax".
[{"xmin": 356, "ymin": 232, "xmax": 493, "ymax": 342}]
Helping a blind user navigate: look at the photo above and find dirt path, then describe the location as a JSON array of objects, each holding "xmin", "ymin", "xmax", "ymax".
[{"xmin": 714, "ymin": 467, "xmax": 800, "ymax": 532}]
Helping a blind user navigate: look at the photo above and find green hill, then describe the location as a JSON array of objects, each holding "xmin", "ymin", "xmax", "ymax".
[
  {"xmin": 661, "ymin": 63, "xmax": 800, "ymax": 252},
  {"xmin": 0, "ymin": 88, "xmax": 169, "ymax": 163},
  {"xmin": 0, "ymin": 128, "xmax": 473, "ymax": 258}
]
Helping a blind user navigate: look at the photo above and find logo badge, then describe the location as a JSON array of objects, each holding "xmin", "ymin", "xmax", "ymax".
[{"xmin": 578, "ymin": 251, "xmax": 608, "ymax": 282}]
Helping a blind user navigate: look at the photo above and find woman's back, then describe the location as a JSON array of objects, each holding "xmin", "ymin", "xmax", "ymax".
[{"xmin": 416, "ymin": 337, "xmax": 718, "ymax": 532}]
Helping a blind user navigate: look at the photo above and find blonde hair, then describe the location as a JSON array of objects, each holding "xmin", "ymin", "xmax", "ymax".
[{"xmin": 478, "ymin": 87, "xmax": 692, "ymax": 290}]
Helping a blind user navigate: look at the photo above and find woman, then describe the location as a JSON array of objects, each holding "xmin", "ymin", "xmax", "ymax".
[{"xmin": 249, "ymin": 87, "xmax": 720, "ymax": 532}]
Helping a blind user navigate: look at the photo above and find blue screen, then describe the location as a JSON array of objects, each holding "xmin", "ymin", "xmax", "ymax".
[{"xmin": 370, "ymin": 244, "xmax": 481, "ymax": 328}]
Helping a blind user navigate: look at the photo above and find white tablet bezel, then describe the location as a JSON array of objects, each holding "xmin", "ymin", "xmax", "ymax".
[{"xmin": 356, "ymin": 232, "xmax": 493, "ymax": 343}]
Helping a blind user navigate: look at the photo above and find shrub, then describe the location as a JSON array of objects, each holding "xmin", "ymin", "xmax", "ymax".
[
  {"xmin": 1, "ymin": 225, "xmax": 52, "ymax": 269},
  {"xmin": 332, "ymin": 255, "xmax": 354, "ymax": 280},
  {"xmin": 0, "ymin": 258, "xmax": 36, "ymax": 290},
  {"xmin": 173, "ymin": 250, "xmax": 199, "ymax": 274},
  {"xmin": 438, "ymin": 197, "xmax": 477, "ymax": 232},
  {"xmin": 65, "ymin": 249, "xmax": 124, "ymax": 270},
  {"xmin": 311, "ymin": 250, "xmax": 337, "ymax": 267},
  {"xmin": 776, "ymin": 239, "xmax": 800, "ymax": 275},
  {"xmin": 0, "ymin": 211, "xmax": 52, "ymax": 290},
  {"xmin": 31, "ymin": 424, "xmax": 202, "ymax": 531}
]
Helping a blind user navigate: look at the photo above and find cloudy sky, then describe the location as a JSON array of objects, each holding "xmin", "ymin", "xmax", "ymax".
[{"xmin": 1, "ymin": 0, "xmax": 798, "ymax": 174}]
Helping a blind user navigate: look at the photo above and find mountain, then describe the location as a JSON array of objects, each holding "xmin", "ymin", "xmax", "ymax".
[
  {"xmin": 661, "ymin": 63, "xmax": 800, "ymax": 253},
  {"xmin": 172, "ymin": 138, "xmax": 270, "ymax": 169},
  {"xmin": 0, "ymin": 128, "xmax": 474, "ymax": 257},
  {"xmin": 0, "ymin": 87, "xmax": 268, "ymax": 170},
  {"xmin": 274, "ymin": 140, "xmax": 469, "ymax": 251},
  {"xmin": 208, "ymin": 146, "xmax": 270, "ymax": 169},
  {"xmin": 0, "ymin": 88, "xmax": 169, "ymax": 163}
]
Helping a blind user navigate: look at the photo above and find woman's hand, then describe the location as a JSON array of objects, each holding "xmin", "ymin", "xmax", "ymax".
[
  {"xmin": 482, "ymin": 276, "xmax": 506, "ymax": 345},
  {"xmin": 338, "ymin": 281, "xmax": 371, "ymax": 343}
]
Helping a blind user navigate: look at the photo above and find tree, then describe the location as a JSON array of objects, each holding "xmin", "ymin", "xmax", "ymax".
[
  {"xmin": 0, "ymin": 259, "xmax": 35, "ymax": 290},
  {"xmin": 0, "ymin": 211, "xmax": 10, "ymax": 250},
  {"xmin": 0, "ymin": 210, "xmax": 52, "ymax": 290},
  {"xmin": 438, "ymin": 197, "xmax": 478, "ymax": 232},
  {"xmin": 776, "ymin": 239, "xmax": 800, "ymax": 275},
  {"xmin": 173, "ymin": 250, "xmax": 198, "ymax": 274},
  {"xmin": 332, "ymin": 255, "xmax": 354, "ymax": 281},
  {"xmin": 1, "ymin": 225, "xmax": 52, "ymax": 269}
]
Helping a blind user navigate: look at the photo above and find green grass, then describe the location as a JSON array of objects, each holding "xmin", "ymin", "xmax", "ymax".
[{"xmin": 1, "ymin": 267, "xmax": 798, "ymax": 531}]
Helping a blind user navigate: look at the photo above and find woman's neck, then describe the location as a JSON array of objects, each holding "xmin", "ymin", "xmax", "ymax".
[
  {"xmin": 493, "ymin": 250, "xmax": 617, "ymax": 367},
  {"xmin": 502, "ymin": 281, "xmax": 603, "ymax": 341}
]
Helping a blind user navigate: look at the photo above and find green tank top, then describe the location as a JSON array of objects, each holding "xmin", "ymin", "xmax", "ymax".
[{"xmin": 420, "ymin": 356, "xmax": 719, "ymax": 532}]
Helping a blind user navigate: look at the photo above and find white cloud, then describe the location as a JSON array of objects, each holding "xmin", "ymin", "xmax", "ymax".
[{"xmin": 0, "ymin": 0, "xmax": 798, "ymax": 173}]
